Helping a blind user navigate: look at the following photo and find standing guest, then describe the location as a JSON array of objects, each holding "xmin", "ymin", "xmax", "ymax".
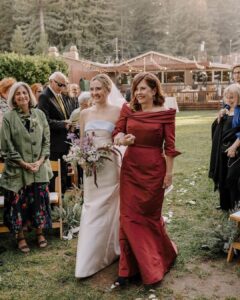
[
  {"xmin": 209, "ymin": 84, "xmax": 240, "ymax": 210},
  {"xmin": 112, "ymin": 72, "xmax": 180, "ymax": 288},
  {"xmin": 31, "ymin": 83, "xmax": 43, "ymax": 105},
  {"xmin": 0, "ymin": 77, "xmax": 16, "ymax": 262},
  {"xmin": 0, "ymin": 82, "xmax": 53, "ymax": 253},
  {"xmin": 38, "ymin": 72, "xmax": 72, "ymax": 193},
  {"xmin": 68, "ymin": 83, "xmax": 81, "ymax": 112},
  {"xmin": 232, "ymin": 64, "xmax": 240, "ymax": 84},
  {"xmin": 0, "ymin": 77, "xmax": 16, "ymax": 123},
  {"xmin": 69, "ymin": 83, "xmax": 81, "ymax": 98},
  {"xmin": 75, "ymin": 74, "xmax": 121, "ymax": 278},
  {"xmin": 63, "ymin": 81, "xmax": 79, "ymax": 115}
]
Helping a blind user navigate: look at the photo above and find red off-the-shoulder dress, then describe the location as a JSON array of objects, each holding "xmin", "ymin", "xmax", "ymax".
[{"xmin": 112, "ymin": 104, "xmax": 180, "ymax": 285}]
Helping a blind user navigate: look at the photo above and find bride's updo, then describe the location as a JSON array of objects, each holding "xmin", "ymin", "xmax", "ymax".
[{"xmin": 91, "ymin": 74, "xmax": 112, "ymax": 94}]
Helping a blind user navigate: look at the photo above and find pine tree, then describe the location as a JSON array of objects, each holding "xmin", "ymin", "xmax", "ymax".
[
  {"xmin": 10, "ymin": 26, "xmax": 27, "ymax": 54},
  {"xmin": 0, "ymin": 1, "xmax": 16, "ymax": 51},
  {"xmin": 35, "ymin": 32, "xmax": 49, "ymax": 54}
]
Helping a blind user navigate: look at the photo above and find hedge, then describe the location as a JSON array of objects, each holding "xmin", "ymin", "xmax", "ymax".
[{"xmin": 0, "ymin": 53, "xmax": 68, "ymax": 84}]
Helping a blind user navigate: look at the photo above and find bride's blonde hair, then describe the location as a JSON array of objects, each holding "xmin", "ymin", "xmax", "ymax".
[{"xmin": 91, "ymin": 74, "xmax": 112, "ymax": 94}]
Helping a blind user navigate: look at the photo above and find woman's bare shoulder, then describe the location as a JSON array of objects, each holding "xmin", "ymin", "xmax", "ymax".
[{"xmin": 109, "ymin": 104, "xmax": 122, "ymax": 113}]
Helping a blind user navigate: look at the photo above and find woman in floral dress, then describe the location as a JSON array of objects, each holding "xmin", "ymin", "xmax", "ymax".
[{"xmin": 0, "ymin": 82, "xmax": 53, "ymax": 253}]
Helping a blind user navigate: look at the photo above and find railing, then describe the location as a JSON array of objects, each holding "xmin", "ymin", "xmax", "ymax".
[
  {"xmin": 120, "ymin": 83, "xmax": 226, "ymax": 104},
  {"xmin": 173, "ymin": 91, "xmax": 221, "ymax": 103}
]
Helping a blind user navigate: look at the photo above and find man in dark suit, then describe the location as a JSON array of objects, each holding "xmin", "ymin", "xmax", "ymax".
[{"xmin": 38, "ymin": 71, "xmax": 72, "ymax": 193}]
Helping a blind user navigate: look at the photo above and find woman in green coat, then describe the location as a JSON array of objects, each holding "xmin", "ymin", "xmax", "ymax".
[{"xmin": 0, "ymin": 82, "xmax": 53, "ymax": 253}]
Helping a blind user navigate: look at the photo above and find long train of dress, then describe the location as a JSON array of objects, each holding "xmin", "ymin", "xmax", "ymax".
[{"xmin": 75, "ymin": 120, "xmax": 120, "ymax": 278}]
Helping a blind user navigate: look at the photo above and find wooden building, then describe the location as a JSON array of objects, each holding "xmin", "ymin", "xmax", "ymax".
[{"xmin": 49, "ymin": 47, "xmax": 231, "ymax": 109}]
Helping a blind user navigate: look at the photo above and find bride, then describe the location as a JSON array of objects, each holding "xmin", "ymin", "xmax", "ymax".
[{"xmin": 75, "ymin": 74, "xmax": 125, "ymax": 278}]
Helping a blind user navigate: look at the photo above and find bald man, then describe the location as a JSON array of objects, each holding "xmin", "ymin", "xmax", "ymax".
[{"xmin": 38, "ymin": 72, "xmax": 72, "ymax": 193}]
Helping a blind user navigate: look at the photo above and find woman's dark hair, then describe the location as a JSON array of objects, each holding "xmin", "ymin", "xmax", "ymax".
[{"xmin": 130, "ymin": 72, "xmax": 165, "ymax": 111}]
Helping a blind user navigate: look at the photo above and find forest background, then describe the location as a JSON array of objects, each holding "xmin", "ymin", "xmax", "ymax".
[{"xmin": 1, "ymin": 0, "xmax": 240, "ymax": 63}]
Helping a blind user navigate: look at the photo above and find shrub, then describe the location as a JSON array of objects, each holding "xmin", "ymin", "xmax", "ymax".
[{"xmin": 0, "ymin": 52, "xmax": 68, "ymax": 84}]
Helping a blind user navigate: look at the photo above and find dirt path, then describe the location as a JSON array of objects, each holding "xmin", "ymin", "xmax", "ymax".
[{"xmin": 89, "ymin": 259, "xmax": 240, "ymax": 299}]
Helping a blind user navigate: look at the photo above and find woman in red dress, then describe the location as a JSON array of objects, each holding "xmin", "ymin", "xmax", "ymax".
[{"xmin": 112, "ymin": 72, "xmax": 180, "ymax": 287}]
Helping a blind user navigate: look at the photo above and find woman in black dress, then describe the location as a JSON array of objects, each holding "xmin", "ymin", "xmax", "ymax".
[{"xmin": 209, "ymin": 83, "xmax": 240, "ymax": 210}]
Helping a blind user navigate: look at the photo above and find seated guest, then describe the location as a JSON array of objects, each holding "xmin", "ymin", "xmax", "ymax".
[
  {"xmin": 31, "ymin": 83, "xmax": 43, "ymax": 104},
  {"xmin": 69, "ymin": 92, "xmax": 92, "ymax": 187},
  {"xmin": 69, "ymin": 91, "xmax": 92, "ymax": 129},
  {"xmin": 0, "ymin": 82, "xmax": 53, "ymax": 253},
  {"xmin": 69, "ymin": 83, "xmax": 81, "ymax": 98}
]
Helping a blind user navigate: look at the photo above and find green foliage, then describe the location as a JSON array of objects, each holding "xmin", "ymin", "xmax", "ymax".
[
  {"xmin": 0, "ymin": 1, "xmax": 16, "ymax": 51},
  {"xmin": 202, "ymin": 211, "xmax": 240, "ymax": 256},
  {"xmin": 51, "ymin": 187, "xmax": 83, "ymax": 237},
  {"xmin": 10, "ymin": 26, "xmax": 27, "ymax": 54},
  {"xmin": 2, "ymin": 0, "xmax": 240, "ymax": 61},
  {"xmin": 0, "ymin": 53, "xmax": 68, "ymax": 84},
  {"xmin": 0, "ymin": 111, "xmax": 240, "ymax": 299},
  {"xmin": 34, "ymin": 32, "xmax": 49, "ymax": 55}
]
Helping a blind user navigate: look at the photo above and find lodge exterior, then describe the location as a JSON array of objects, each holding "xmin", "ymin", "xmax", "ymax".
[{"xmin": 49, "ymin": 46, "xmax": 232, "ymax": 110}]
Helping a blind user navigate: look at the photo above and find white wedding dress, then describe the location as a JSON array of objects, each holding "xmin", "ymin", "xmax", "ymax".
[{"xmin": 75, "ymin": 120, "xmax": 120, "ymax": 278}]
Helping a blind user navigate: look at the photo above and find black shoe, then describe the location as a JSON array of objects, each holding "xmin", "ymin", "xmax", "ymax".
[
  {"xmin": 129, "ymin": 273, "xmax": 141, "ymax": 284},
  {"xmin": 110, "ymin": 277, "xmax": 128, "ymax": 290}
]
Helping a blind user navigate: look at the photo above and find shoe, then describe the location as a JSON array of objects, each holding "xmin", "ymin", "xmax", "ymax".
[
  {"xmin": 129, "ymin": 273, "xmax": 141, "ymax": 284},
  {"xmin": 36, "ymin": 234, "xmax": 48, "ymax": 248},
  {"xmin": 110, "ymin": 277, "xmax": 128, "ymax": 290},
  {"xmin": 17, "ymin": 238, "xmax": 30, "ymax": 254}
]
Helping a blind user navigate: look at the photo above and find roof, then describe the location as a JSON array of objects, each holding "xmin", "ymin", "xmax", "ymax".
[{"xmin": 62, "ymin": 51, "xmax": 231, "ymax": 73}]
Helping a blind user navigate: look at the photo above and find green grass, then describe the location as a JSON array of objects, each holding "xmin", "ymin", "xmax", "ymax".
[{"xmin": 0, "ymin": 110, "xmax": 238, "ymax": 300}]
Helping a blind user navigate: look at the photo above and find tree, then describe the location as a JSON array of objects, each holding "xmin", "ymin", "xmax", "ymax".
[
  {"xmin": 10, "ymin": 26, "xmax": 27, "ymax": 54},
  {"xmin": 0, "ymin": 1, "xmax": 16, "ymax": 51},
  {"xmin": 35, "ymin": 32, "xmax": 49, "ymax": 54}
]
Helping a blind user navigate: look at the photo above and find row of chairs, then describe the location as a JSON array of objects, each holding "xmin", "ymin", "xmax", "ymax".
[{"xmin": 0, "ymin": 160, "xmax": 63, "ymax": 238}]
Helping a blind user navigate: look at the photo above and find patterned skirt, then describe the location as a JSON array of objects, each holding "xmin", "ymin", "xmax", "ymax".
[{"xmin": 3, "ymin": 182, "xmax": 52, "ymax": 234}]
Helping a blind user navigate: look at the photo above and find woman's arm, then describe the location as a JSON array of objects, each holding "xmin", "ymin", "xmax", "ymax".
[
  {"xmin": 162, "ymin": 120, "xmax": 181, "ymax": 188},
  {"xmin": 163, "ymin": 156, "xmax": 174, "ymax": 188},
  {"xmin": 113, "ymin": 104, "xmax": 136, "ymax": 145},
  {"xmin": 226, "ymin": 138, "xmax": 240, "ymax": 157},
  {"xmin": 1, "ymin": 116, "xmax": 35, "ymax": 172}
]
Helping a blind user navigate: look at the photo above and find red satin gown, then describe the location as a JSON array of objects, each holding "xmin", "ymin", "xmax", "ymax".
[{"xmin": 113, "ymin": 104, "xmax": 180, "ymax": 285}]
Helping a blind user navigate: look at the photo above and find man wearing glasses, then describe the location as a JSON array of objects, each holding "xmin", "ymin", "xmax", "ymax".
[{"xmin": 38, "ymin": 71, "xmax": 72, "ymax": 193}]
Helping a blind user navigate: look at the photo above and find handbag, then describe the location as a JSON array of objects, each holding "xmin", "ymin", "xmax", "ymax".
[{"xmin": 226, "ymin": 150, "xmax": 240, "ymax": 187}]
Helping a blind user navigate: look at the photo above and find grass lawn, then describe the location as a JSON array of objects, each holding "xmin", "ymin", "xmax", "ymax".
[{"xmin": 0, "ymin": 110, "xmax": 240, "ymax": 300}]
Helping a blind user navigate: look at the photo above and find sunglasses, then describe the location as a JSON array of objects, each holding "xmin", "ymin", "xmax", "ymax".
[{"xmin": 54, "ymin": 79, "xmax": 66, "ymax": 88}]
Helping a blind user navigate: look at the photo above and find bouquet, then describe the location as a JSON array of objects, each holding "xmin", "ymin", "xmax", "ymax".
[{"xmin": 63, "ymin": 132, "xmax": 121, "ymax": 187}]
